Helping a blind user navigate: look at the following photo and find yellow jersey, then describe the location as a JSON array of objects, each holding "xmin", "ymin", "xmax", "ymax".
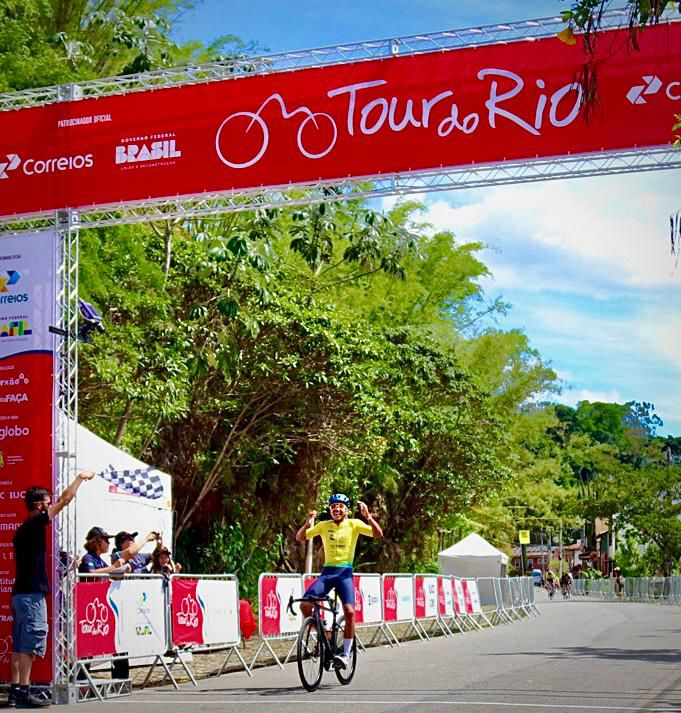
[{"xmin": 306, "ymin": 517, "xmax": 373, "ymax": 567}]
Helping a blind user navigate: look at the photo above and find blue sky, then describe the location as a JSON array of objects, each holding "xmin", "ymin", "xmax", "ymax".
[{"xmin": 174, "ymin": 1, "xmax": 681, "ymax": 436}]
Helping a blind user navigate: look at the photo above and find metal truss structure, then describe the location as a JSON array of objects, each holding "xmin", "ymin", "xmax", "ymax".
[
  {"xmin": 51, "ymin": 211, "xmax": 79, "ymax": 704},
  {"xmin": 0, "ymin": 7, "xmax": 664, "ymax": 111},
  {"xmin": 0, "ymin": 147, "xmax": 679, "ymax": 235},
  {"xmin": 0, "ymin": 7, "xmax": 678, "ymax": 704}
]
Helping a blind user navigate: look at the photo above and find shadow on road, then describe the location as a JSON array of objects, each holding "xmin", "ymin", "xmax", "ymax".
[{"xmin": 489, "ymin": 645, "xmax": 681, "ymax": 663}]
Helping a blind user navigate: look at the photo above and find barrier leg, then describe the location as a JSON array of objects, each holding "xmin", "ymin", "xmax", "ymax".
[
  {"xmin": 167, "ymin": 651, "xmax": 199, "ymax": 687},
  {"xmin": 368, "ymin": 623, "xmax": 399, "ymax": 647},
  {"xmin": 217, "ymin": 646, "xmax": 253, "ymax": 678},
  {"xmin": 249, "ymin": 639, "xmax": 286, "ymax": 671},
  {"xmin": 149, "ymin": 654, "xmax": 180, "ymax": 690}
]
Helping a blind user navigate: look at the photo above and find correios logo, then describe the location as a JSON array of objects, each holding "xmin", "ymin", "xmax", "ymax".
[
  {"xmin": 0, "ymin": 154, "xmax": 20, "ymax": 180},
  {"xmin": 0, "ymin": 270, "xmax": 20, "ymax": 292},
  {"xmin": 627, "ymin": 75, "xmax": 681, "ymax": 104},
  {"xmin": 177, "ymin": 593, "xmax": 199, "ymax": 628},
  {"xmin": 0, "ymin": 152, "xmax": 93, "ymax": 179}
]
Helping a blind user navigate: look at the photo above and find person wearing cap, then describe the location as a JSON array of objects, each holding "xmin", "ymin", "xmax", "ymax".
[
  {"xmin": 295, "ymin": 493, "xmax": 382, "ymax": 671},
  {"xmin": 110, "ymin": 531, "xmax": 159, "ymax": 573},
  {"xmin": 10, "ymin": 472, "xmax": 95, "ymax": 708},
  {"xmin": 78, "ymin": 527, "xmax": 131, "ymax": 575}
]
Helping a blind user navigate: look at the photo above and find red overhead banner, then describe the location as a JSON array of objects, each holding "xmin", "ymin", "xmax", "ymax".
[{"xmin": 0, "ymin": 23, "xmax": 679, "ymax": 217}]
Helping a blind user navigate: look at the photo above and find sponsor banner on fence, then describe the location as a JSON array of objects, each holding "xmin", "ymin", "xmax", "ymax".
[
  {"xmin": 354, "ymin": 574, "xmax": 382, "ymax": 625},
  {"xmin": 382, "ymin": 575, "xmax": 414, "ymax": 623},
  {"xmin": 259, "ymin": 574, "xmax": 302, "ymax": 637},
  {"xmin": 197, "ymin": 578, "xmax": 239, "ymax": 646},
  {"xmin": 75, "ymin": 581, "xmax": 117, "ymax": 659},
  {"xmin": 414, "ymin": 575, "xmax": 438, "ymax": 619},
  {"xmin": 464, "ymin": 579, "xmax": 483, "ymax": 614},
  {"xmin": 452, "ymin": 578, "xmax": 466, "ymax": 615},
  {"xmin": 438, "ymin": 576, "xmax": 454, "ymax": 618},
  {"xmin": 171, "ymin": 577, "xmax": 204, "ymax": 648},
  {"xmin": 0, "ymin": 230, "xmax": 55, "ymax": 681},
  {"xmin": 0, "ymin": 24, "xmax": 679, "ymax": 217},
  {"xmin": 75, "ymin": 578, "xmax": 166, "ymax": 659},
  {"xmin": 460, "ymin": 578, "xmax": 474, "ymax": 614}
]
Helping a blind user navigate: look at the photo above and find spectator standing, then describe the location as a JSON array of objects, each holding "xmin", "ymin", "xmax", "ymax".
[
  {"xmin": 78, "ymin": 528, "xmax": 131, "ymax": 576},
  {"xmin": 110, "ymin": 531, "xmax": 159, "ymax": 573},
  {"xmin": 10, "ymin": 472, "xmax": 95, "ymax": 709}
]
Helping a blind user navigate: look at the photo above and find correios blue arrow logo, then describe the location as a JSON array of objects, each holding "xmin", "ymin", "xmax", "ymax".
[{"xmin": 0, "ymin": 271, "xmax": 20, "ymax": 293}]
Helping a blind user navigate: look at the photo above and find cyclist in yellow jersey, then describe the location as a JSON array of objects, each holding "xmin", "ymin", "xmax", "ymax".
[{"xmin": 296, "ymin": 493, "xmax": 382, "ymax": 669}]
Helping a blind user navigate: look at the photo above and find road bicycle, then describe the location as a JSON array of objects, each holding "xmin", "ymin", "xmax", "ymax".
[{"xmin": 288, "ymin": 592, "xmax": 357, "ymax": 692}]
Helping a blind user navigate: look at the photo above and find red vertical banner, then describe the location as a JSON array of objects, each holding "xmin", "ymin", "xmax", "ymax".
[
  {"xmin": 258, "ymin": 576, "xmax": 281, "ymax": 637},
  {"xmin": 382, "ymin": 576, "xmax": 397, "ymax": 623},
  {"xmin": 170, "ymin": 578, "xmax": 204, "ymax": 648},
  {"xmin": 74, "ymin": 581, "xmax": 116, "ymax": 659},
  {"xmin": 0, "ymin": 230, "xmax": 56, "ymax": 682},
  {"xmin": 353, "ymin": 575, "xmax": 363, "ymax": 625},
  {"xmin": 414, "ymin": 576, "xmax": 426, "ymax": 619}
]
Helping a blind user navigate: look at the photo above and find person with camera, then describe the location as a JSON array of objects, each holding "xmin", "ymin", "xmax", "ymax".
[{"xmin": 110, "ymin": 530, "xmax": 160, "ymax": 573}]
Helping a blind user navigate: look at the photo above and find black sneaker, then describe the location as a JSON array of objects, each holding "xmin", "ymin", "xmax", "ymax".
[{"xmin": 15, "ymin": 693, "xmax": 50, "ymax": 709}]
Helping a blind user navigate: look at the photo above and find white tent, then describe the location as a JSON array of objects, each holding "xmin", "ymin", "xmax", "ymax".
[
  {"xmin": 437, "ymin": 533, "xmax": 509, "ymax": 578},
  {"xmin": 73, "ymin": 423, "xmax": 173, "ymax": 560}
]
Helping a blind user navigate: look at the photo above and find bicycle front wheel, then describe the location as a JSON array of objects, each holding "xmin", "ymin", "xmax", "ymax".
[
  {"xmin": 334, "ymin": 616, "xmax": 357, "ymax": 685},
  {"xmin": 297, "ymin": 616, "xmax": 324, "ymax": 692}
]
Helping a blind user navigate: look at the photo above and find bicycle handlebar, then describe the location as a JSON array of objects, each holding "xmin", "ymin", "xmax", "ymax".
[{"xmin": 287, "ymin": 594, "xmax": 334, "ymax": 616}]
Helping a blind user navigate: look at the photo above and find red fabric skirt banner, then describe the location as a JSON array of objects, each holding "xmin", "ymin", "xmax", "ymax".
[
  {"xmin": 74, "ymin": 581, "xmax": 117, "ymax": 659},
  {"xmin": 0, "ymin": 23, "xmax": 679, "ymax": 217},
  {"xmin": 170, "ymin": 577, "xmax": 204, "ymax": 648}
]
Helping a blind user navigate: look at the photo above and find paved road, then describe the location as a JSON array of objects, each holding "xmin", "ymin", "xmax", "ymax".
[{"xmin": 70, "ymin": 595, "xmax": 681, "ymax": 712}]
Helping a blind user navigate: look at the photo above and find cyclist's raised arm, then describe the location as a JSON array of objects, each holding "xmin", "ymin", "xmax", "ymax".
[
  {"xmin": 295, "ymin": 510, "xmax": 317, "ymax": 542},
  {"xmin": 358, "ymin": 501, "xmax": 383, "ymax": 539}
]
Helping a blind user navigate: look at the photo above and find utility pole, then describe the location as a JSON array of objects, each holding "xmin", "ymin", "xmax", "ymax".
[
  {"xmin": 559, "ymin": 520, "xmax": 563, "ymax": 578},
  {"xmin": 305, "ymin": 514, "xmax": 315, "ymax": 573}
]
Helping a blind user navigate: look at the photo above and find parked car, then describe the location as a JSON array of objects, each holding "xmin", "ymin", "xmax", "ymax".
[{"xmin": 531, "ymin": 569, "xmax": 543, "ymax": 586}]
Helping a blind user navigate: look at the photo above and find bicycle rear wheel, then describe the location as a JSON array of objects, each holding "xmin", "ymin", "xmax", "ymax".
[
  {"xmin": 297, "ymin": 616, "xmax": 324, "ymax": 692},
  {"xmin": 334, "ymin": 616, "xmax": 357, "ymax": 685}
]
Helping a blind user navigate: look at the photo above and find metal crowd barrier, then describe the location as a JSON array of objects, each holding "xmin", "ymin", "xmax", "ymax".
[
  {"xmin": 73, "ymin": 572, "xmax": 248, "ymax": 702},
  {"xmin": 572, "ymin": 575, "xmax": 681, "ymax": 606}
]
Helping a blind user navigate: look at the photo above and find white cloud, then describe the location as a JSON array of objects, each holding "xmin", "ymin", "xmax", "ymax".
[
  {"xmin": 420, "ymin": 172, "xmax": 681, "ymax": 292},
  {"xmin": 556, "ymin": 388, "xmax": 625, "ymax": 405}
]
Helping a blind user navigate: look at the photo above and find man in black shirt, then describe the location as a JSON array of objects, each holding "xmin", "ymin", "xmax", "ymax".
[{"xmin": 10, "ymin": 471, "xmax": 94, "ymax": 708}]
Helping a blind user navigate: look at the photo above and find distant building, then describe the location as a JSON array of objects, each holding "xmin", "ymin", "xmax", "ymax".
[{"xmin": 512, "ymin": 542, "xmax": 583, "ymax": 572}]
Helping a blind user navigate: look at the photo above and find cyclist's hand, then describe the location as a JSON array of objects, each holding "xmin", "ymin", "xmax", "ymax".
[
  {"xmin": 358, "ymin": 501, "xmax": 370, "ymax": 519},
  {"xmin": 307, "ymin": 510, "xmax": 317, "ymax": 526}
]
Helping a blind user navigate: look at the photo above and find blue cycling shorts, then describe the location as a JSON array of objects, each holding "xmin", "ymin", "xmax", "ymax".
[{"xmin": 304, "ymin": 566, "xmax": 355, "ymax": 606}]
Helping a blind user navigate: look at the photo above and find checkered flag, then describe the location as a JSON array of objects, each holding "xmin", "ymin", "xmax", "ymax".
[{"xmin": 98, "ymin": 464, "xmax": 165, "ymax": 500}]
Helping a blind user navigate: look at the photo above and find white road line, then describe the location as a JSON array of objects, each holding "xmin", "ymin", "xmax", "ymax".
[{"xmin": 97, "ymin": 698, "xmax": 681, "ymax": 711}]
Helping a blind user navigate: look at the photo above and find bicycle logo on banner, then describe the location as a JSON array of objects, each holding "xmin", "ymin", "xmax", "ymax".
[
  {"xmin": 263, "ymin": 590, "xmax": 279, "ymax": 620},
  {"xmin": 79, "ymin": 597, "xmax": 110, "ymax": 637},
  {"xmin": 214, "ymin": 71, "xmax": 583, "ymax": 170},
  {"xmin": 177, "ymin": 594, "xmax": 199, "ymax": 629}
]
